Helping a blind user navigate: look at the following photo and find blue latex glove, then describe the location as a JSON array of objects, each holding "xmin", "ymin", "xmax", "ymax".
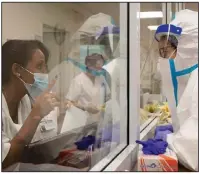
[
  {"xmin": 155, "ymin": 124, "xmax": 173, "ymax": 134},
  {"xmin": 75, "ymin": 135, "xmax": 96, "ymax": 150},
  {"xmin": 136, "ymin": 139, "xmax": 168, "ymax": 155},
  {"xmin": 154, "ymin": 124, "xmax": 173, "ymax": 141},
  {"xmin": 155, "ymin": 130, "xmax": 172, "ymax": 141}
]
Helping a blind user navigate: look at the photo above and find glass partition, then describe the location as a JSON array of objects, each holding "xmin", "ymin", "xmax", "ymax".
[
  {"xmin": 139, "ymin": 3, "xmax": 166, "ymax": 129},
  {"xmin": 2, "ymin": 2, "xmax": 127, "ymax": 171},
  {"xmin": 185, "ymin": 2, "xmax": 198, "ymax": 11}
]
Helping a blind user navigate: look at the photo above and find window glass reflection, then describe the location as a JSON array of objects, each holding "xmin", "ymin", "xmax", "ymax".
[
  {"xmin": 2, "ymin": 3, "xmax": 126, "ymax": 171},
  {"xmin": 140, "ymin": 3, "xmax": 166, "ymax": 127}
]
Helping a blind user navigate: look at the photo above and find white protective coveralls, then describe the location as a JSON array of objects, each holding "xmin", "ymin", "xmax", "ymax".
[
  {"xmin": 167, "ymin": 67, "xmax": 198, "ymax": 171},
  {"xmin": 54, "ymin": 13, "xmax": 115, "ymax": 130},
  {"xmin": 65, "ymin": 13, "xmax": 115, "ymax": 94},
  {"xmin": 156, "ymin": 9, "xmax": 198, "ymax": 171}
]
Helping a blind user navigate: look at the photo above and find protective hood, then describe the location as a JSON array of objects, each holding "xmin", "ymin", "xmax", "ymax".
[
  {"xmin": 154, "ymin": 9, "xmax": 198, "ymax": 132},
  {"xmin": 71, "ymin": 13, "xmax": 114, "ymax": 41},
  {"xmin": 155, "ymin": 9, "xmax": 198, "ymax": 68},
  {"xmin": 171, "ymin": 10, "xmax": 198, "ymax": 65}
]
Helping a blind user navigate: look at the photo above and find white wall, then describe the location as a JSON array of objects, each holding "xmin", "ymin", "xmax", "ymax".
[
  {"xmin": 2, "ymin": 3, "xmax": 88, "ymax": 43},
  {"xmin": 2, "ymin": 3, "xmax": 93, "ymax": 97},
  {"xmin": 77, "ymin": 3, "xmax": 120, "ymax": 26}
]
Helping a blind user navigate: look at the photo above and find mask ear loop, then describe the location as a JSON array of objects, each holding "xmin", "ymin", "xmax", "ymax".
[
  {"xmin": 18, "ymin": 65, "xmax": 35, "ymax": 85},
  {"xmin": 15, "ymin": 65, "xmax": 36, "ymax": 103},
  {"xmin": 168, "ymin": 49, "xmax": 177, "ymax": 59},
  {"xmin": 16, "ymin": 73, "xmax": 36, "ymax": 103},
  {"xmin": 19, "ymin": 65, "xmax": 34, "ymax": 76},
  {"xmin": 14, "ymin": 66, "xmax": 33, "ymax": 86}
]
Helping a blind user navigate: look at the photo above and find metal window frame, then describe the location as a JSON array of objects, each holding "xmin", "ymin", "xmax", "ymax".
[
  {"xmin": 166, "ymin": 3, "xmax": 172, "ymax": 23},
  {"xmin": 103, "ymin": 2, "xmax": 169, "ymax": 171},
  {"xmin": 102, "ymin": 3, "xmax": 140, "ymax": 171},
  {"xmin": 104, "ymin": 117, "xmax": 159, "ymax": 171},
  {"xmin": 129, "ymin": 2, "xmax": 140, "ymax": 145}
]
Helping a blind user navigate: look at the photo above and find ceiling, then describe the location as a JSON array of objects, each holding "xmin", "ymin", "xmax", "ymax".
[
  {"xmin": 185, "ymin": 3, "xmax": 198, "ymax": 11},
  {"xmin": 140, "ymin": 3, "xmax": 162, "ymax": 49},
  {"xmin": 57, "ymin": 2, "xmax": 197, "ymax": 50},
  {"xmin": 77, "ymin": 3, "xmax": 120, "ymax": 26},
  {"xmin": 59, "ymin": 3, "xmax": 197, "ymax": 29}
]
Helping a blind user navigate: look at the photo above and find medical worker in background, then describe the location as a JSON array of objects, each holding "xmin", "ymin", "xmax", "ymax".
[
  {"xmin": 155, "ymin": 9, "xmax": 198, "ymax": 171},
  {"xmin": 66, "ymin": 53, "xmax": 110, "ymax": 122}
]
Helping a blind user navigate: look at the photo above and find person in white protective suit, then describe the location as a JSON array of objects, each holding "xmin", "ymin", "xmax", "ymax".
[
  {"xmin": 155, "ymin": 9, "xmax": 198, "ymax": 171},
  {"xmin": 2, "ymin": 40, "xmax": 60, "ymax": 169},
  {"xmin": 49, "ymin": 14, "xmax": 116, "ymax": 133},
  {"xmin": 66, "ymin": 13, "xmax": 115, "ymax": 88},
  {"xmin": 66, "ymin": 53, "xmax": 111, "ymax": 123},
  {"xmin": 62, "ymin": 14, "xmax": 117, "ymax": 123}
]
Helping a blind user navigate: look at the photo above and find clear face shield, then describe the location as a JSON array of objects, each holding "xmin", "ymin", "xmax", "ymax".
[
  {"xmin": 140, "ymin": 24, "xmax": 181, "ymax": 108},
  {"xmin": 154, "ymin": 23, "xmax": 198, "ymax": 132},
  {"xmin": 155, "ymin": 24, "xmax": 182, "ymax": 59},
  {"xmin": 158, "ymin": 35, "xmax": 178, "ymax": 59},
  {"xmin": 95, "ymin": 26, "xmax": 120, "ymax": 61},
  {"xmin": 42, "ymin": 16, "xmax": 122, "ymax": 169}
]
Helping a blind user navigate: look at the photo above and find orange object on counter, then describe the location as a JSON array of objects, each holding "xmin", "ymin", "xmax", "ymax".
[{"xmin": 138, "ymin": 148, "xmax": 178, "ymax": 172}]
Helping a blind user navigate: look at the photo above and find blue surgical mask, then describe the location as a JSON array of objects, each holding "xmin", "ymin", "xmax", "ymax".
[
  {"xmin": 25, "ymin": 73, "xmax": 49, "ymax": 100},
  {"xmin": 104, "ymin": 59, "xmax": 110, "ymax": 65},
  {"xmin": 66, "ymin": 58, "xmax": 106, "ymax": 76},
  {"xmin": 87, "ymin": 68, "xmax": 105, "ymax": 76},
  {"xmin": 18, "ymin": 67, "xmax": 49, "ymax": 101}
]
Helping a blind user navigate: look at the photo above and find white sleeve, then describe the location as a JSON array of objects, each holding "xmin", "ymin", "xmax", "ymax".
[
  {"xmin": 169, "ymin": 69, "xmax": 198, "ymax": 171},
  {"xmin": 2, "ymin": 131, "xmax": 11, "ymax": 162},
  {"xmin": 66, "ymin": 78, "xmax": 82, "ymax": 102}
]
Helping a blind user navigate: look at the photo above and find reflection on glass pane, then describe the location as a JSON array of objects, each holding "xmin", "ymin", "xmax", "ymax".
[
  {"xmin": 140, "ymin": 3, "xmax": 165, "ymax": 127},
  {"xmin": 171, "ymin": 3, "xmax": 177, "ymax": 20},
  {"xmin": 185, "ymin": 2, "xmax": 198, "ymax": 11},
  {"xmin": 2, "ymin": 2, "xmax": 126, "ymax": 171}
]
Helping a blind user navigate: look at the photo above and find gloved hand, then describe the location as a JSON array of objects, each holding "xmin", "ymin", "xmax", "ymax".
[
  {"xmin": 85, "ymin": 103, "xmax": 100, "ymax": 114},
  {"xmin": 75, "ymin": 135, "xmax": 96, "ymax": 150},
  {"xmin": 136, "ymin": 139, "xmax": 168, "ymax": 155},
  {"xmin": 154, "ymin": 124, "xmax": 173, "ymax": 141},
  {"xmin": 155, "ymin": 130, "xmax": 172, "ymax": 141},
  {"xmin": 155, "ymin": 124, "xmax": 173, "ymax": 133}
]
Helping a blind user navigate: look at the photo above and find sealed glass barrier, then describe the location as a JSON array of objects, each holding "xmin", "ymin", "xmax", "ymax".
[
  {"xmin": 139, "ymin": 3, "xmax": 168, "ymax": 128},
  {"xmin": 52, "ymin": 15, "xmax": 122, "ymax": 170},
  {"xmin": 2, "ymin": 3, "xmax": 127, "ymax": 171}
]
